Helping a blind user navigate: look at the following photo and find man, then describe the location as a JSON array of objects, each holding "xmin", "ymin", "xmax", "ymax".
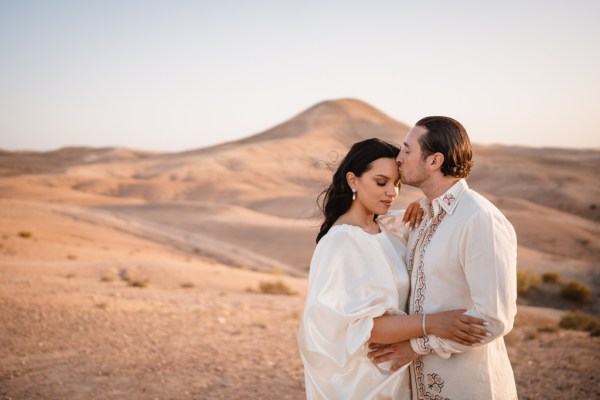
[{"xmin": 369, "ymin": 116, "xmax": 518, "ymax": 399}]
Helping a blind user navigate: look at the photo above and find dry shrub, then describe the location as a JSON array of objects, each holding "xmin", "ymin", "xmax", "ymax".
[
  {"xmin": 525, "ymin": 328, "xmax": 540, "ymax": 340},
  {"xmin": 258, "ymin": 280, "xmax": 297, "ymax": 296},
  {"xmin": 18, "ymin": 231, "xmax": 32, "ymax": 238},
  {"xmin": 517, "ymin": 270, "xmax": 540, "ymax": 296},
  {"xmin": 559, "ymin": 311, "xmax": 600, "ymax": 336},
  {"xmin": 537, "ymin": 325, "xmax": 559, "ymax": 333},
  {"xmin": 181, "ymin": 282, "xmax": 195, "ymax": 289},
  {"xmin": 541, "ymin": 272, "xmax": 561, "ymax": 284},
  {"xmin": 127, "ymin": 278, "xmax": 149, "ymax": 288},
  {"xmin": 118, "ymin": 268, "xmax": 148, "ymax": 288},
  {"xmin": 560, "ymin": 280, "xmax": 592, "ymax": 305}
]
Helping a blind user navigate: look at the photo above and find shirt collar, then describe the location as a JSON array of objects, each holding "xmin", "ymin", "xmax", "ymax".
[{"xmin": 420, "ymin": 179, "xmax": 468, "ymax": 218}]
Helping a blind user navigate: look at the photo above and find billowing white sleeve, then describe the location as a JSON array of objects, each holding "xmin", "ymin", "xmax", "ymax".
[
  {"xmin": 410, "ymin": 210, "xmax": 518, "ymax": 357},
  {"xmin": 299, "ymin": 229, "xmax": 400, "ymax": 373},
  {"xmin": 377, "ymin": 210, "xmax": 409, "ymax": 244}
]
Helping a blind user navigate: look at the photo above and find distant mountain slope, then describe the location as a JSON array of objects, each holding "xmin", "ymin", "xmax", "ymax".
[
  {"xmin": 0, "ymin": 147, "xmax": 156, "ymax": 177},
  {"xmin": 232, "ymin": 98, "xmax": 409, "ymax": 146},
  {"xmin": 470, "ymin": 145, "xmax": 600, "ymax": 221},
  {"xmin": 0, "ymin": 98, "xmax": 598, "ymax": 278}
]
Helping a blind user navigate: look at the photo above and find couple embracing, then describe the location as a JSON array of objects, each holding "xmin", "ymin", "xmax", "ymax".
[{"xmin": 297, "ymin": 116, "xmax": 518, "ymax": 399}]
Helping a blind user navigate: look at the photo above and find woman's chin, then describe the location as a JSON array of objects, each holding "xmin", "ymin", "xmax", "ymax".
[{"xmin": 378, "ymin": 205, "xmax": 392, "ymax": 215}]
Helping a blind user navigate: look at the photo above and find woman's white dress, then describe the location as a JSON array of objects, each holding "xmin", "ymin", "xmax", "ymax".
[{"xmin": 297, "ymin": 211, "xmax": 411, "ymax": 399}]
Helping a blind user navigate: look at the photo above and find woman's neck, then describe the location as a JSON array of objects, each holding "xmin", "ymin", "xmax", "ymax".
[{"xmin": 335, "ymin": 207, "xmax": 379, "ymax": 234}]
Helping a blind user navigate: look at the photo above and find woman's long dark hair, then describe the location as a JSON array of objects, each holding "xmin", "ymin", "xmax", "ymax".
[{"xmin": 316, "ymin": 138, "xmax": 400, "ymax": 243}]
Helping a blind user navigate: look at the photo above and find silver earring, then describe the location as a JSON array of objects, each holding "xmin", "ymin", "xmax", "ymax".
[{"xmin": 352, "ymin": 188, "xmax": 356, "ymax": 201}]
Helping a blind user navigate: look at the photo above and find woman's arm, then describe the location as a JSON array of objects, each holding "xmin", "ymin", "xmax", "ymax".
[{"xmin": 370, "ymin": 310, "xmax": 489, "ymax": 346}]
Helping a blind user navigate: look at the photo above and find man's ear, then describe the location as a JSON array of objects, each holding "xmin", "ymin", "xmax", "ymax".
[
  {"xmin": 346, "ymin": 172, "xmax": 357, "ymax": 190},
  {"xmin": 428, "ymin": 153, "xmax": 444, "ymax": 171}
]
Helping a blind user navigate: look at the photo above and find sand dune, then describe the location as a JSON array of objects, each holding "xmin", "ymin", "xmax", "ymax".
[
  {"xmin": 1, "ymin": 98, "xmax": 597, "ymax": 283},
  {"xmin": 1, "ymin": 98, "xmax": 599, "ymax": 399},
  {"xmin": 66, "ymin": 202, "xmax": 316, "ymax": 275},
  {"xmin": 1, "ymin": 98, "xmax": 598, "ymax": 280},
  {"xmin": 471, "ymin": 144, "xmax": 600, "ymax": 221},
  {"xmin": 0, "ymin": 100, "xmax": 600, "ymax": 271}
]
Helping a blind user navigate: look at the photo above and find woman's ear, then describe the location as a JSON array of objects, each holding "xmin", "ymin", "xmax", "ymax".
[{"xmin": 346, "ymin": 172, "xmax": 357, "ymax": 190}]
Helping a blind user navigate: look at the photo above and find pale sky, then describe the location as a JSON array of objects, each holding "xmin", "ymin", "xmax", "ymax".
[{"xmin": 1, "ymin": 0, "xmax": 599, "ymax": 152}]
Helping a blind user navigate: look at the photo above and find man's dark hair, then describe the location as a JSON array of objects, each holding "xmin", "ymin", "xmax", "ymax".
[{"xmin": 415, "ymin": 116, "xmax": 473, "ymax": 178}]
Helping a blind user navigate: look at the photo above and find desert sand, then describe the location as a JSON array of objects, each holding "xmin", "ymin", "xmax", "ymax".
[{"xmin": 1, "ymin": 99, "xmax": 599, "ymax": 399}]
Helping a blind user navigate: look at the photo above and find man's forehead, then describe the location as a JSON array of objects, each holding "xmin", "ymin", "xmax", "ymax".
[
  {"xmin": 402, "ymin": 133, "xmax": 417, "ymax": 146},
  {"xmin": 404, "ymin": 126, "xmax": 427, "ymax": 145}
]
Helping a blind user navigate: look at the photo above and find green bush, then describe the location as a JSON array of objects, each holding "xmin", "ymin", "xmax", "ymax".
[
  {"xmin": 517, "ymin": 270, "xmax": 540, "ymax": 295},
  {"xmin": 542, "ymin": 272, "xmax": 561, "ymax": 284},
  {"xmin": 560, "ymin": 280, "xmax": 592, "ymax": 305},
  {"xmin": 559, "ymin": 311, "xmax": 600, "ymax": 336}
]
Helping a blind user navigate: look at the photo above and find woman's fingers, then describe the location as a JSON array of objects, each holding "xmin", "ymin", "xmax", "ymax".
[
  {"xmin": 460, "ymin": 314, "xmax": 488, "ymax": 327},
  {"xmin": 415, "ymin": 207, "xmax": 424, "ymax": 226},
  {"xmin": 403, "ymin": 204, "xmax": 414, "ymax": 225},
  {"xmin": 455, "ymin": 332, "xmax": 484, "ymax": 346},
  {"xmin": 453, "ymin": 335, "xmax": 475, "ymax": 346},
  {"xmin": 454, "ymin": 321, "xmax": 488, "ymax": 337},
  {"xmin": 451, "ymin": 323, "xmax": 485, "ymax": 344},
  {"xmin": 403, "ymin": 202, "xmax": 424, "ymax": 229},
  {"xmin": 466, "ymin": 325, "xmax": 490, "ymax": 337},
  {"xmin": 449, "ymin": 310, "xmax": 490, "ymax": 338},
  {"xmin": 453, "ymin": 322, "xmax": 491, "ymax": 343},
  {"xmin": 456, "ymin": 317, "xmax": 490, "ymax": 337}
]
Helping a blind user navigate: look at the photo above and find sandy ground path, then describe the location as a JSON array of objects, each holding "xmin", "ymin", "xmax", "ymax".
[
  {"xmin": 2, "ymin": 261, "xmax": 600, "ymax": 400},
  {"xmin": 0, "ymin": 262, "xmax": 305, "ymax": 400}
]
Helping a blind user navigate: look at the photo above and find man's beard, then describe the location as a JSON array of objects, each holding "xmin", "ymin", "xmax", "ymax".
[{"xmin": 400, "ymin": 167, "xmax": 428, "ymax": 188}]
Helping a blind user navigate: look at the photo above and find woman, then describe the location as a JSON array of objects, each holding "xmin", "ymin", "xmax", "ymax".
[{"xmin": 297, "ymin": 138, "xmax": 488, "ymax": 399}]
